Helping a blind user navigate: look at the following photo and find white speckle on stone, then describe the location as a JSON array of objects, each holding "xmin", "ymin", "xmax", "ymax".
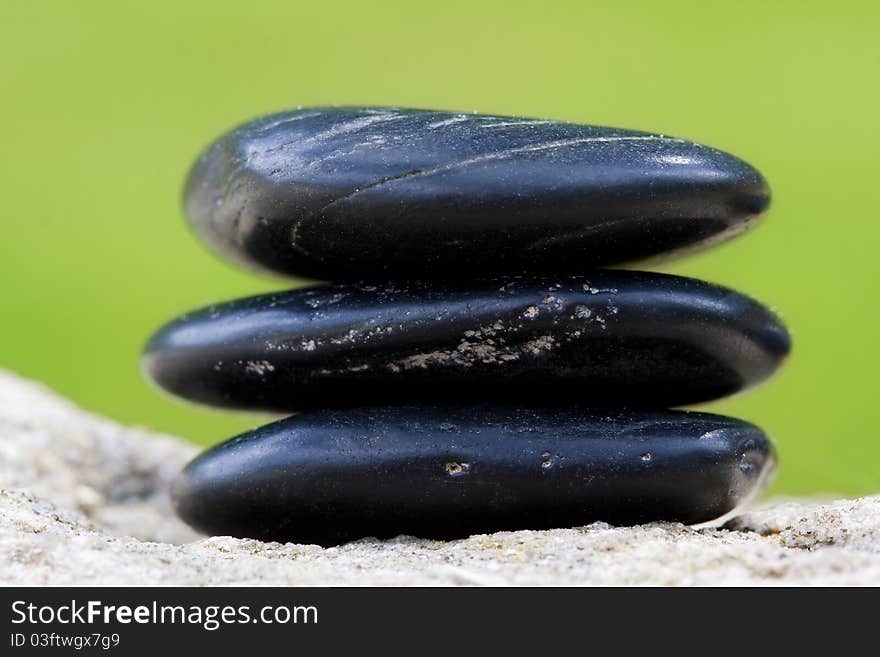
[
  {"xmin": 523, "ymin": 335, "xmax": 556, "ymax": 356},
  {"xmin": 541, "ymin": 295, "xmax": 563, "ymax": 310},
  {"xmin": 574, "ymin": 305, "xmax": 592, "ymax": 319},
  {"xmin": 304, "ymin": 292, "xmax": 348, "ymax": 309},
  {"xmin": 244, "ymin": 360, "xmax": 275, "ymax": 376},
  {"xmin": 583, "ymin": 283, "xmax": 619, "ymax": 295},
  {"xmin": 478, "ymin": 119, "xmax": 554, "ymax": 128},
  {"xmin": 426, "ymin": 115, "xmax": 469, "ymax": 129}
]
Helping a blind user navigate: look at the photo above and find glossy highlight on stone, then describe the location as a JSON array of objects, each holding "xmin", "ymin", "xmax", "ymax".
[
  {"xmin": 172, "ymin": 406, "xmax": 776, "ymax": 545},
  {"xmin": 142, "ymin": 271, "xmax": 790, "ymax": 412},
  {"xmin": 184, "ymin": 107, "xmax": 770, "ymax": 280}
]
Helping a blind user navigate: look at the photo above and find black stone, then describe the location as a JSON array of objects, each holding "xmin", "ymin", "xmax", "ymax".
[
  {"xmin": 172, "ymin": 406, "xmax": 776, "ymax": 545},
  {"xmin": 142, "ymin": 271, "xmax": 790, "ymax": 411},
  {"xmin": 184, "ymin": 107, "xmax": 770, "ymax": 280}
]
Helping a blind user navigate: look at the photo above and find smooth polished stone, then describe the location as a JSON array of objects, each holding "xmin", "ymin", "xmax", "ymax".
[
  {"xmin": 172, "ymin": 406, "xmax": 776, "ymax": 545},
  {"xmin": 142, "ymin": 271, "xmax": 790, "ymax": 411},
  {"xmin": 184, "ymin": 107, "xmax": 770, "ymax": 280}
]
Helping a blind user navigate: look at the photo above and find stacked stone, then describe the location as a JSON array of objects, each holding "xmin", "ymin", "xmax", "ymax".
[{"xmin": 143, "ymin": 107, "xmax": 791, "ymax": 546}]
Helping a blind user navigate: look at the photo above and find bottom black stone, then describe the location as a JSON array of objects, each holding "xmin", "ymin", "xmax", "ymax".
[{"xmin": 172, "ymin": 406, "xmax": 775, "ymax": 546}]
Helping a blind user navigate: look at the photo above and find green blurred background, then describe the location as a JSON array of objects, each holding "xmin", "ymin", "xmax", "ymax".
[{"xmin": 2, "ymin": 0, "xmax": 877, "ymax": 496}]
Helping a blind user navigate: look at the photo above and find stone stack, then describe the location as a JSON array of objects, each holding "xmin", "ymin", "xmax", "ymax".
[{"xmin": 143, "ymin": 107, "xmax": 790, "ymax": 546}]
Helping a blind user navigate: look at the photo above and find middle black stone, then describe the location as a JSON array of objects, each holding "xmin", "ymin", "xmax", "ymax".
[{"xmin": 143, "ymin": 270, "xmax": 790, "ymax": 411}]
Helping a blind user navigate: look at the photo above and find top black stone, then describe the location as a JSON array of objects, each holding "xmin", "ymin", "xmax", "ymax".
[{"xmin": 184, "ymin": 107, "xmax": 770, "ymax": 280}]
